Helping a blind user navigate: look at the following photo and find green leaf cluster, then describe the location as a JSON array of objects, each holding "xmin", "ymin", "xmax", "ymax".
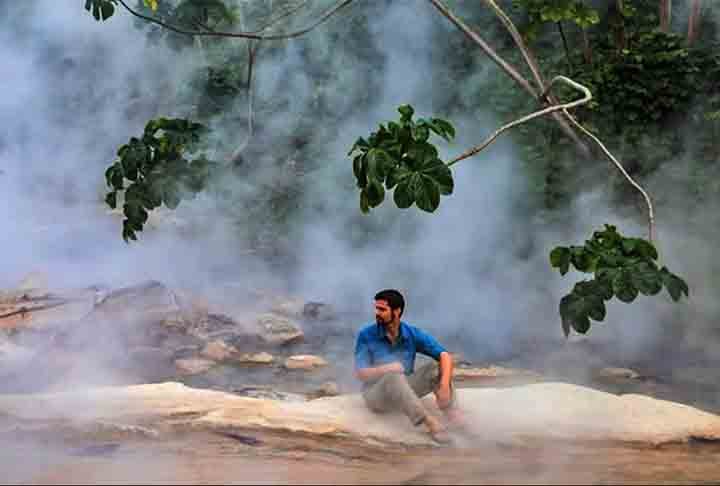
[
  {"xmin": 550, "ymin": 225, "xmax": 689, "ymax": 337},
  {"xmin": 348, "ymin": 105, "xmax": 456, "ymax": 214},
  {"xmin": 104, "ymin": 118, "xmax": 218, "ymax": 241}
]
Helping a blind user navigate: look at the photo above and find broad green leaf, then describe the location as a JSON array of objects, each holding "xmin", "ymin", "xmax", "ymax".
[
  {"xmin": 634, "ymin": 239, "xmax": 659, "ymax": 260},
  {"xmin": 353, "ymin": 155, "xmax": 367, "ymax": 188},
  {"xmin": 661, "ymin": 268, "xmax": 689, "ymax": 301},
  {"xmin": 570, "ymin": 246, "xmax": 595, "ymax": 272},
  {"xmin": 359, "ymin": 189, "xmax": 370, "ymax": 214},
  {"xmin": 393, "ymin": 179, "xmax": 414, "ymax": 209},
  {"xmin": 621, "ymin": 238, "xmax": 637, "ymax": 255},
  {"xmin": 105, "ymin": 191, "xmax": 117, "ymax": 210},
  {"xmin": 421, "ymin": 159, "xmax": 454, "ymax": 195},
  {"xmin": 366, "ymin": 179, "xmax": 385, "ymax": 207},
  {"xmin": 398, "ymin": 104, "xmax": 414, "ymax": 120},
  {"xmin": 386, "ymin": 164, "xmax": 410, "ymax": 190},
  {"xmin": 100, "ymin": 1, "xmax": 115, "ymax": 20},
  {"xmin": 559, "ymin": 293, "xmax": 595, "ymax": 335},
  {"xmin": 367, "ymin": 149, "xmax": 391, "ymax": 181},
  {"xmin": 612, "ymin": 269, "xmax": 639, "ymax": 303},
  {"xmin": 414, "ymin": 175, "xmax": 441, "ymax": 212},
  {"xmin": 549, "ymin": 246, "xmax": 571, "ymax": 276},
  {"xmin": 630, "ymin": 262, "xmax": 663, "ymax": 296},
  {"xmin": 412, "ymin": 124, "xmax": 430, "ymax": 143},
  {"xmin": 430, "ymin": 118, "xmax": 456, "ymax": 141}
]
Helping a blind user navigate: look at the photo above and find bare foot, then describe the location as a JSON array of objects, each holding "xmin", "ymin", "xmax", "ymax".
[
  {"xmin": 424, "ymin": 415, "xmax": 453, "ymax": 445},
  {"xmin": 443, "ymin": 407, "xmax": 466, "ymax": 430}
]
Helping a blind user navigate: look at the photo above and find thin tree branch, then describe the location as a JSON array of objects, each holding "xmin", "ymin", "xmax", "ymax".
[
  {"xmin": 427, "ymin": 0, "xmax": 590, "ymax": 155},
  {"xmin": 115, "ymin": 0, "xmax": 354, "ymax": 41},
  {"xmin": 426, "ymin": 0, "xmax": 537, "ymax": 97},
  {"xmin": 482, "ymin": 0, "xmax": 589, "ymax": 155},
  {"xmin": 230, "ymin": 41, "xmax": 258, "ymax": 162},
  {"xmin": 557, "ymin": 22, "xmax": 574, "ymax": 73},
  {"xmin": 447, "ymin": 76, "xmax": 591, "ymax": 168},
  {"xmin": 562, "ymin": 110, "xmax": 655, "ymax": 242},
  {"xmin": 250, "ymin": 0, "xmax": 312, "ymax": 34},
  {"xmin": 482, "ymin": 0, "xmax": 546, "ymax": 94},
  {"xmin": 447, "ymin": 76, "xmax": 655, "ymax": 241}
]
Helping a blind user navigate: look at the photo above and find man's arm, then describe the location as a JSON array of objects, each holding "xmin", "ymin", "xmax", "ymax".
[
  {"xmin": 354, "ymin": 331, "xmax": 404, "ymax": 382},
  {"xmin": 438, "ymin": 351, "xmax": 454, "ymax": 389},
  {"xmin": 415, "ymin": 328, "xmax": 454, "ymax": 407}
]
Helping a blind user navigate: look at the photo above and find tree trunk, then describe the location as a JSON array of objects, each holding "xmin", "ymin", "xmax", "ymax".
[
  {"xmin": 687, "ymin": 0, "xmax": 702, "ymax": 45},
  {"xmin": 610, "ymin": 0, "xmax": 627, "ymax": 51},
  {"xmin": 659, "ymin": 0, "xmax": 672, "ymax": 32},
  {"xmin": 581, "ymin": 29, "xmax": 592, "ymax": 64}
]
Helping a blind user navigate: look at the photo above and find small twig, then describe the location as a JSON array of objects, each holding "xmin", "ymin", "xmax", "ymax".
[{"xmin": 115, "ymin": 0, "xmax": 354, "ymax": 41}]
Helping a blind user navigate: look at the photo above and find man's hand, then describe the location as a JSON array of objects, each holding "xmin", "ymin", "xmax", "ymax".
[
  {"xmin": 383, "ymin": 362, "xmax": 404, "ymax": 374},
  {"xmin": 435, "ymin": 383, "xmax": 452, "ymax": 409},
  {"xmin": 355, "ymin": 361, "xmax": 404, "ymax": 382}
]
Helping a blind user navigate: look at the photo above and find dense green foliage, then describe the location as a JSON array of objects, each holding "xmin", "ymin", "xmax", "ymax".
[
  {"xmin": 550, "ymin": 225, "xmax": 688, "ymax": 336},
  {"xmin": 105, "ymin": 118, "xmax": 217, "ymax": 241},
  {"xmin": 348, "ymin": 105, "xmax": 455, "ymax": 214}
]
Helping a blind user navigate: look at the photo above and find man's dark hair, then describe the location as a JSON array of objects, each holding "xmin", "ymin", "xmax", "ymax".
[{"xmin": 374, "ymin": 289, "xmax": 405, "ymax": 316}]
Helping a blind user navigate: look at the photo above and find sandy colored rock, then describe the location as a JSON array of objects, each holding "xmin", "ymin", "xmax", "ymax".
[
  {"xmin": 310, "ymin": 381, "xmax": 340, "ymax": 398},
  {"xmin": 269, "ymin": 297, "xmax": 306, "ymax": 319},
  {"xmin": 453, "ymin": 365, "xmax": 541, "ymax": 381},
  {"xmin": 596, "ymin": 367, "xmax": 641, "ymax": 380},
  {"xmin": 174, "ymin": 358, "xmax": 216, "ymax": 376},
  {"xmin": 283, "ymin": 354, "xmax": 328, "ymax": 370},
  {"xmin": 233, "ymin": 352, "xmax": 274, "ymax": 365},
  {"xmin": 200, "ymin": 340, "xmax": 237, "ymax": 361},
  {"xmin": 257, "ymin": 313, "xmax": 304, "ymax": 346},
  {"xmin": 1, "ymin": 382, "xmax": 719, "ymax": 448}
]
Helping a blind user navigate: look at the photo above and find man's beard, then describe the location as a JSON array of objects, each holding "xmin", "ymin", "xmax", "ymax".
[{"xmin": 376, "ymin": 315, "xmax": 390, "ymax": 326}]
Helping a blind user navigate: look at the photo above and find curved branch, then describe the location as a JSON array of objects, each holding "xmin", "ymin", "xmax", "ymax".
[
  {"xmin": 447, "ymin": 76, "xmax": 590, "ymax": 167},
  {"xmin": 426, "ymin": 0, "xmax": 537, "ymax": 97},
  {"xmin": 562, "ymin": 110, "xmax": 655, "ymax": 242},
  {"xmin": 482, "ymin": 0, "xmax": 590, "ymax": 155},
  {"xmin": 447, "ymin": 76, "xmax": 655, "ymax": 241},
  {"xmin": 116, "ymin": 0, "xmax": 354, "ymax": 41},
  {"xmin": 427, "ymin": 0, "xmax": 590, "ymax": 155},
  {"xmin": 482, "ymin": 0, "xmax": 545, "ymax": 95}
]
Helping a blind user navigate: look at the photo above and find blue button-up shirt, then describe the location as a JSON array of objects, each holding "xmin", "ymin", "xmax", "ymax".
[{"xmin": 354, "ymin": 321, "xmax": 447, "ymax": 378}]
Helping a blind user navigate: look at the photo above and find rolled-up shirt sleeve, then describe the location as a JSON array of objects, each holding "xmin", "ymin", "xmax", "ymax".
[
  {"xmin": 415, "ymin": 328, "xmax": 447, "ymax": 360},
  {"xmin": 354, "ymin": 331, "xmax": 371, "ymax": 370}
]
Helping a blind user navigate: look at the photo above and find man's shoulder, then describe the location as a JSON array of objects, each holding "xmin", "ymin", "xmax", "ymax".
[
  {"xmin": 401, "ymin": 321, "xmax": 424, "ymax": 335},
  {"xmin": 401, "ymin": 322, "xmax": 437, "ymax": 341}
]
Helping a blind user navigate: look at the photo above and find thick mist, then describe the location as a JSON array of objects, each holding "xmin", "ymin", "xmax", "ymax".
[{"xmin": 0, "ymin": 0, "xmax": 718, "ymax": 391}]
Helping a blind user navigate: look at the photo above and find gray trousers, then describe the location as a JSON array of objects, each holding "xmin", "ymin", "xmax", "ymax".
[{"xmin": 362, "ymin": 361, "xmax": 455, "ymax": 426}]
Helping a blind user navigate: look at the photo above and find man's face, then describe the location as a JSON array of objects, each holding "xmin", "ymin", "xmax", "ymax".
[{"xmin": 375, "ymin": 299, "xmax": 399, "ymax": 326}]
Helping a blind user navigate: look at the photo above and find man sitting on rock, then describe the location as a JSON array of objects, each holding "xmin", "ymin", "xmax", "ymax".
[{"xmin": 354, "ymin": 289, "xmax": 460, "ymax": 444}]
